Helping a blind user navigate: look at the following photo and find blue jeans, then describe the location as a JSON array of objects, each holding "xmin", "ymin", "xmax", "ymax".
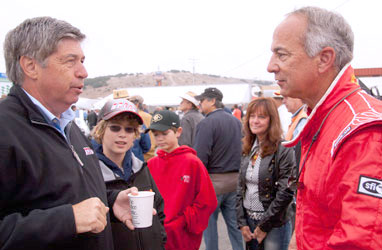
[
  {"xmin": 203, "ymin": 191, "xmax": 244, "ymax": 250},
  {"xmin": 246, "ymin": 216, "xmax": 292, "ymax": 250}
]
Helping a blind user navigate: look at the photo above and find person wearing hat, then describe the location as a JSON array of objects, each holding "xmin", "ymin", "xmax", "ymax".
[
  {"xmin": 92, "ymin": 99, "xmax": 166, "ymax": 250},
  {"xmin": 193, "ymin": 87, "xmax": 244, "ymax": 250},
  {"xmin": 128, "ymin": 95, "xmax": 157, "ymax": 161},
  {"xmin": 178, "ymin": 91, "xmax": 204, "ymax": 147},
  {"xmin": 146, "ymin": 110, "xmax": 217, "ymax": 250}
]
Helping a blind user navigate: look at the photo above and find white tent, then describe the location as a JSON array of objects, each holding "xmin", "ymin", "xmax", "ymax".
[
  {"xmin": 75, "ymin": 97, "xmax": 101, "ymax": 110},
  {"xmin": 92, "ymin": 83, "xmax": 254, "ymax": 109}
]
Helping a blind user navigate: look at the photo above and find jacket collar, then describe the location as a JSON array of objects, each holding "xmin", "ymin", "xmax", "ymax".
[
  {"xmin": 8, "ymin": 85, "xmax": 47, "ymax": 124},
  {"xmin": 284, "ymin": 63, "xmax": 359, "ymax": 147},
  {"xmin": 206, "ymin": 108, "xmax": 223, "ymax": 117}
]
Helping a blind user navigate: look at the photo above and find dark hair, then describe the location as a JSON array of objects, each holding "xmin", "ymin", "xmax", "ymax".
[{"xmin": 242, "ymin": 98, "xmax": 282, "ymax": 157}]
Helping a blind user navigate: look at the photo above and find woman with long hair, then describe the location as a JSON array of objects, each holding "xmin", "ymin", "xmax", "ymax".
[{"xmin": 236, "ymin": 97, "xmax": 295, "ymax": 250}]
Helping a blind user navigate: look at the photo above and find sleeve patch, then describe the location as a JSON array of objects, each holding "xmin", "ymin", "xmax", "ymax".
[{"xmin": 358, "ymin": 176, "xmax": 382, "ymax": 199}]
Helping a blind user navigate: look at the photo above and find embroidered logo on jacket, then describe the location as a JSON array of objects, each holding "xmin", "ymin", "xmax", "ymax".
[
  {"xmin": 83, "ymin": 147, "xmax": 94, "ymax": 155},
  {"xmin": 181, "ymin": 175, "xmax": 190, "ymax": 183},
  {"xmin": 358, "ymin": 176, "xmax": 382, "ymax": 198}
]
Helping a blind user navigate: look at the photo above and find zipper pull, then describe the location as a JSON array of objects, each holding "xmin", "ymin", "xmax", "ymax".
[{"xmin": 71, "ymin": 145, "xmax": 84, "ymax": 167}]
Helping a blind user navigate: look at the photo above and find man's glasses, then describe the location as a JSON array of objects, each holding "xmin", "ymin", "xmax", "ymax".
[{"xmin": 108, "ymin": 125, "xmax": 135, "ymax": 134}]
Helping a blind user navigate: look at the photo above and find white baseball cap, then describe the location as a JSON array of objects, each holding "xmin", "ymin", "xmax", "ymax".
[{"xmin": 179, "ymin": 91, "xmax": 199, "ymax": 107}]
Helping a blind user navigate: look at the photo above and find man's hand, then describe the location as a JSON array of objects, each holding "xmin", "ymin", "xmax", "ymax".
[
  {"xmin": 113, "ymin": 187, "xmax": 157, "ymax": 230},
  {"xmin": 254, "ymin": 226, "xmax": 267, "ymax": 244},
  {"xmin": 72, "ymin": 197, "xmax": 109, "ymax": 234},
  {"xmin": 288, "ymin": 231, "xmax": 297, "ymax": 250},
  {"xmin": 240, "ymin": 226, "xmax": 255, "ymax": 242}
]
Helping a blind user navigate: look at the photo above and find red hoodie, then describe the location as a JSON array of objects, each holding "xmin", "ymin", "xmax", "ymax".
[{"xmin": 148, "ymin": 146, "xmax": 217, "ymax": 250}]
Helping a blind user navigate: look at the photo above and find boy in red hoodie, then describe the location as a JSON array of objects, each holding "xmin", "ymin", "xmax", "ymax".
[{"xmin": 146, "ymin": 110, "xmax": 217, "ymax": 250}]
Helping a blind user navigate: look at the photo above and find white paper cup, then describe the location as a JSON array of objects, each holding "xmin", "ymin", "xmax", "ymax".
[{"xmin": 128, "ymin": 191, "xmax": 155, "ymax": 228}]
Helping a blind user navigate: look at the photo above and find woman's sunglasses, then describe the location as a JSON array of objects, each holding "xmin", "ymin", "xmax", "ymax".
[{"xmin": 108, "ymin": 125, "xmax": 135, "ymax": 134}]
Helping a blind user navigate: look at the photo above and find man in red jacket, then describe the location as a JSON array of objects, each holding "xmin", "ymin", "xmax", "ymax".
[
  {"xmin": 147, "ymin": 110, "xmax": 217, "ymax": 250},
  {"xmin": 267, "ymin": 6, "xmax": 382, "ymax": 250}
]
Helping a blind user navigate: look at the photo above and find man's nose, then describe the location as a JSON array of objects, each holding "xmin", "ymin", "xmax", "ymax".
[
  {"xmin": 267, "ymin": 54, "xmax": 279, "ymax": 73},
  {"xmin": 76, "ymin": 63, "xmax": 88, "ymax": 79}
]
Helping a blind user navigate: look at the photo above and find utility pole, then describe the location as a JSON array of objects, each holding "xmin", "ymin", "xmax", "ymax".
[{"xmin": 189, "ymin": 58, "xmax": 198, "ymax": 85}]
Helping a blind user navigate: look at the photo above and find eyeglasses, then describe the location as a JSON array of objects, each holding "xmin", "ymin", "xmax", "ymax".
[{"xmin": 108, "ymin": 125, "xmax": 135, "ymax": 133}]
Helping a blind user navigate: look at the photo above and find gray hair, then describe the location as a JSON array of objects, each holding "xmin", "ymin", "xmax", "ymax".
[
  {"xmin": 4, "ymin": 16, "xmax": 85, "ymax": 85},
  {"xmin": 205, "ymin": 97, "xmax": 224, "ymax": 109},
  {"xmin": 289, "ymin": 7, "xmax": 354, "ymax": 71}
]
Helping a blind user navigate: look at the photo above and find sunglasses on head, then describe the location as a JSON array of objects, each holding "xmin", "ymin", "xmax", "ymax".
[{"xmin": 108, "ymin": 125, "xmax": 135, "ymax": 133}]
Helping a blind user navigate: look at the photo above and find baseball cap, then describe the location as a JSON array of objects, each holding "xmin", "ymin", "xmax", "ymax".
[
  {"xmin": 145, "ymin": 110, "xmax": 180, "ymax": 133},
  {"xmin": 179, "ymin": 91, "xmax": 199, "ymax": 107},
  {"xmin": 195, "ymin": 87, "xmax": 223, "ymax": 101},
  {"xmin": 98, "ymin": 99, "xmax": 143, "ymax": 124}
]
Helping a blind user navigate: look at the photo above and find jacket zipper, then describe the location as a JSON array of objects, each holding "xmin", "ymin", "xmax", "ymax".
[
  {"xmin": 31, "ymin": 120, "xmax": 84, "ymax": 174},
  {"xmin": 137, "ymin": 230, "xmax": 143, "ymax": 250},
  {"xmin": 71, "ymin": 145, "xmax": 84, "ymax": 174}
]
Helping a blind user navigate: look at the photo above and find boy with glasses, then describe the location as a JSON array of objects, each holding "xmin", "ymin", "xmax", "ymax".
[{"xmin": 92, "ymin": 99, "xmax": 166, "ymax": 250}]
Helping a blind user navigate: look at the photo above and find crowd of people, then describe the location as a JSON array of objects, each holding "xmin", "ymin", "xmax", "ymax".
[{"xmin": 1, "ymin": 5, "xmax": 382, "ymax": 250}]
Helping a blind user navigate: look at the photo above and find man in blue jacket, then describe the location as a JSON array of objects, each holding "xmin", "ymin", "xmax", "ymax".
[
  {"xmin": 0, "ymin": 16, "xmax": 138, "ymax": 250},
  {"xmin": 194, "ymin": 88, "xmax": 244, "ymax": 250}
]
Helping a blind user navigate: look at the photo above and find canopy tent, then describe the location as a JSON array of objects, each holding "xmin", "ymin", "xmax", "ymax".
[
  {"xmin": 74, "ymin": 97, "xmax": 101, "ymax": 110},
  {"xmin": 90, "ymin": 83, "xmax": 255, "ymax": 110}
]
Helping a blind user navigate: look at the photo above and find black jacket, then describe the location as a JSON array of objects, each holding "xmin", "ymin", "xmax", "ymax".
[
  {"xmin": 194, "ymin": 109, "xmax": 242, "ymax": 173},
  {"xmin": 87, "ymin": 110, "xmax": 98, "ymax": 130},
  {"xmin": 98, "ymin": 154, "xmax": 166, "ymax": 250},
  {"xmin": 0, "ymin": 85, "xmax": 118, "ymax": 250},
  {"xmin": 236, "ymin": 142, "xmax": 295, "ymax": 232}
]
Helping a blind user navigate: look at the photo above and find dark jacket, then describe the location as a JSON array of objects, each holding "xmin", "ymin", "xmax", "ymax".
[
  {"xmin": 178, "ymin": 109, "xmax": 204, "ymax": 147},
  {"xmin": 194, "ymin": 109, "xmax": 242, "ymax": 173},
  {"xmin": 236, "ymin": 142, "xmax": 295, "ymax": 233},
  {"xmin": 87, "ymin": 110, "xmax": 98, "ymax": 130},
  {"xmin": 97, "ymin": 152, "xmax": 166, "ymax": 250},
  {"xmin": 132, "ymin": 124, "xmax": 151, "ymax": 161},
  {"xmin": 0, "ymin": 85, "xmax": 118, "ymax": 250}
]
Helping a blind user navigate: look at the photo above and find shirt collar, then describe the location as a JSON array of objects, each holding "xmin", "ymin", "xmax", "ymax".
[
  {"xmin": 291, "ymin": 106, "xmax": 304, "ymax": 118},
  {"xmin": 22, "ymin": 88, "xmax": 75, "ymax": 130}
]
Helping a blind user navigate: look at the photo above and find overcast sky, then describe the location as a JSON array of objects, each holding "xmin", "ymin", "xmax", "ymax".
[{"xmin": 1, "ymin": 0, "xmax": 381, "ymax": 81}]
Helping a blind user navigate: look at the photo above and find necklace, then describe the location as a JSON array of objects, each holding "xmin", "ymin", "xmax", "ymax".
[{"xmin": 251, "ymin": 151, "xmax": 260, "ymax": 166}]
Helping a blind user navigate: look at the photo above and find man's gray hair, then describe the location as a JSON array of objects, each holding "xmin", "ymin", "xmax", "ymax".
[
  {"xmin": 3, "ymin": 16, "xmax": 85, "ymax": 85},
  {"xmin": 205, "ymin": 97, "xmax": 224, "ymax": 109},
  {"xmin": 289, "ymin": 7, "xmax": 354, "ymax": 71}
]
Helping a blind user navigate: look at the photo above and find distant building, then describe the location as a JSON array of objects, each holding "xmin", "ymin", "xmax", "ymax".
[{"xmin": 154, "ymin": 71, "xmax": 164, "ymax": 86}]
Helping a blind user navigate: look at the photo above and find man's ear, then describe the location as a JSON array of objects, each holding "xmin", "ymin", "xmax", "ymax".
[
  {"xmin": 317, "ymin": 47, "xmax": 336, "ymax": 74},
  {"xmin": 19, "ymin": 56, "xmax": 39, "ymax": 80}
]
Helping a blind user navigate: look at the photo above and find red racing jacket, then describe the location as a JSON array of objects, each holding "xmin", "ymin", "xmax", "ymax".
[{"xmin": 285, "ymin": 64, "xmax": 382, "ymax": 249}]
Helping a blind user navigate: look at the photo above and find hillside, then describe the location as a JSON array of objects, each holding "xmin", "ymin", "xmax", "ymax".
[{"xmin": 82, "ymin": 70, "xmax": 272, "ymax": 99}]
